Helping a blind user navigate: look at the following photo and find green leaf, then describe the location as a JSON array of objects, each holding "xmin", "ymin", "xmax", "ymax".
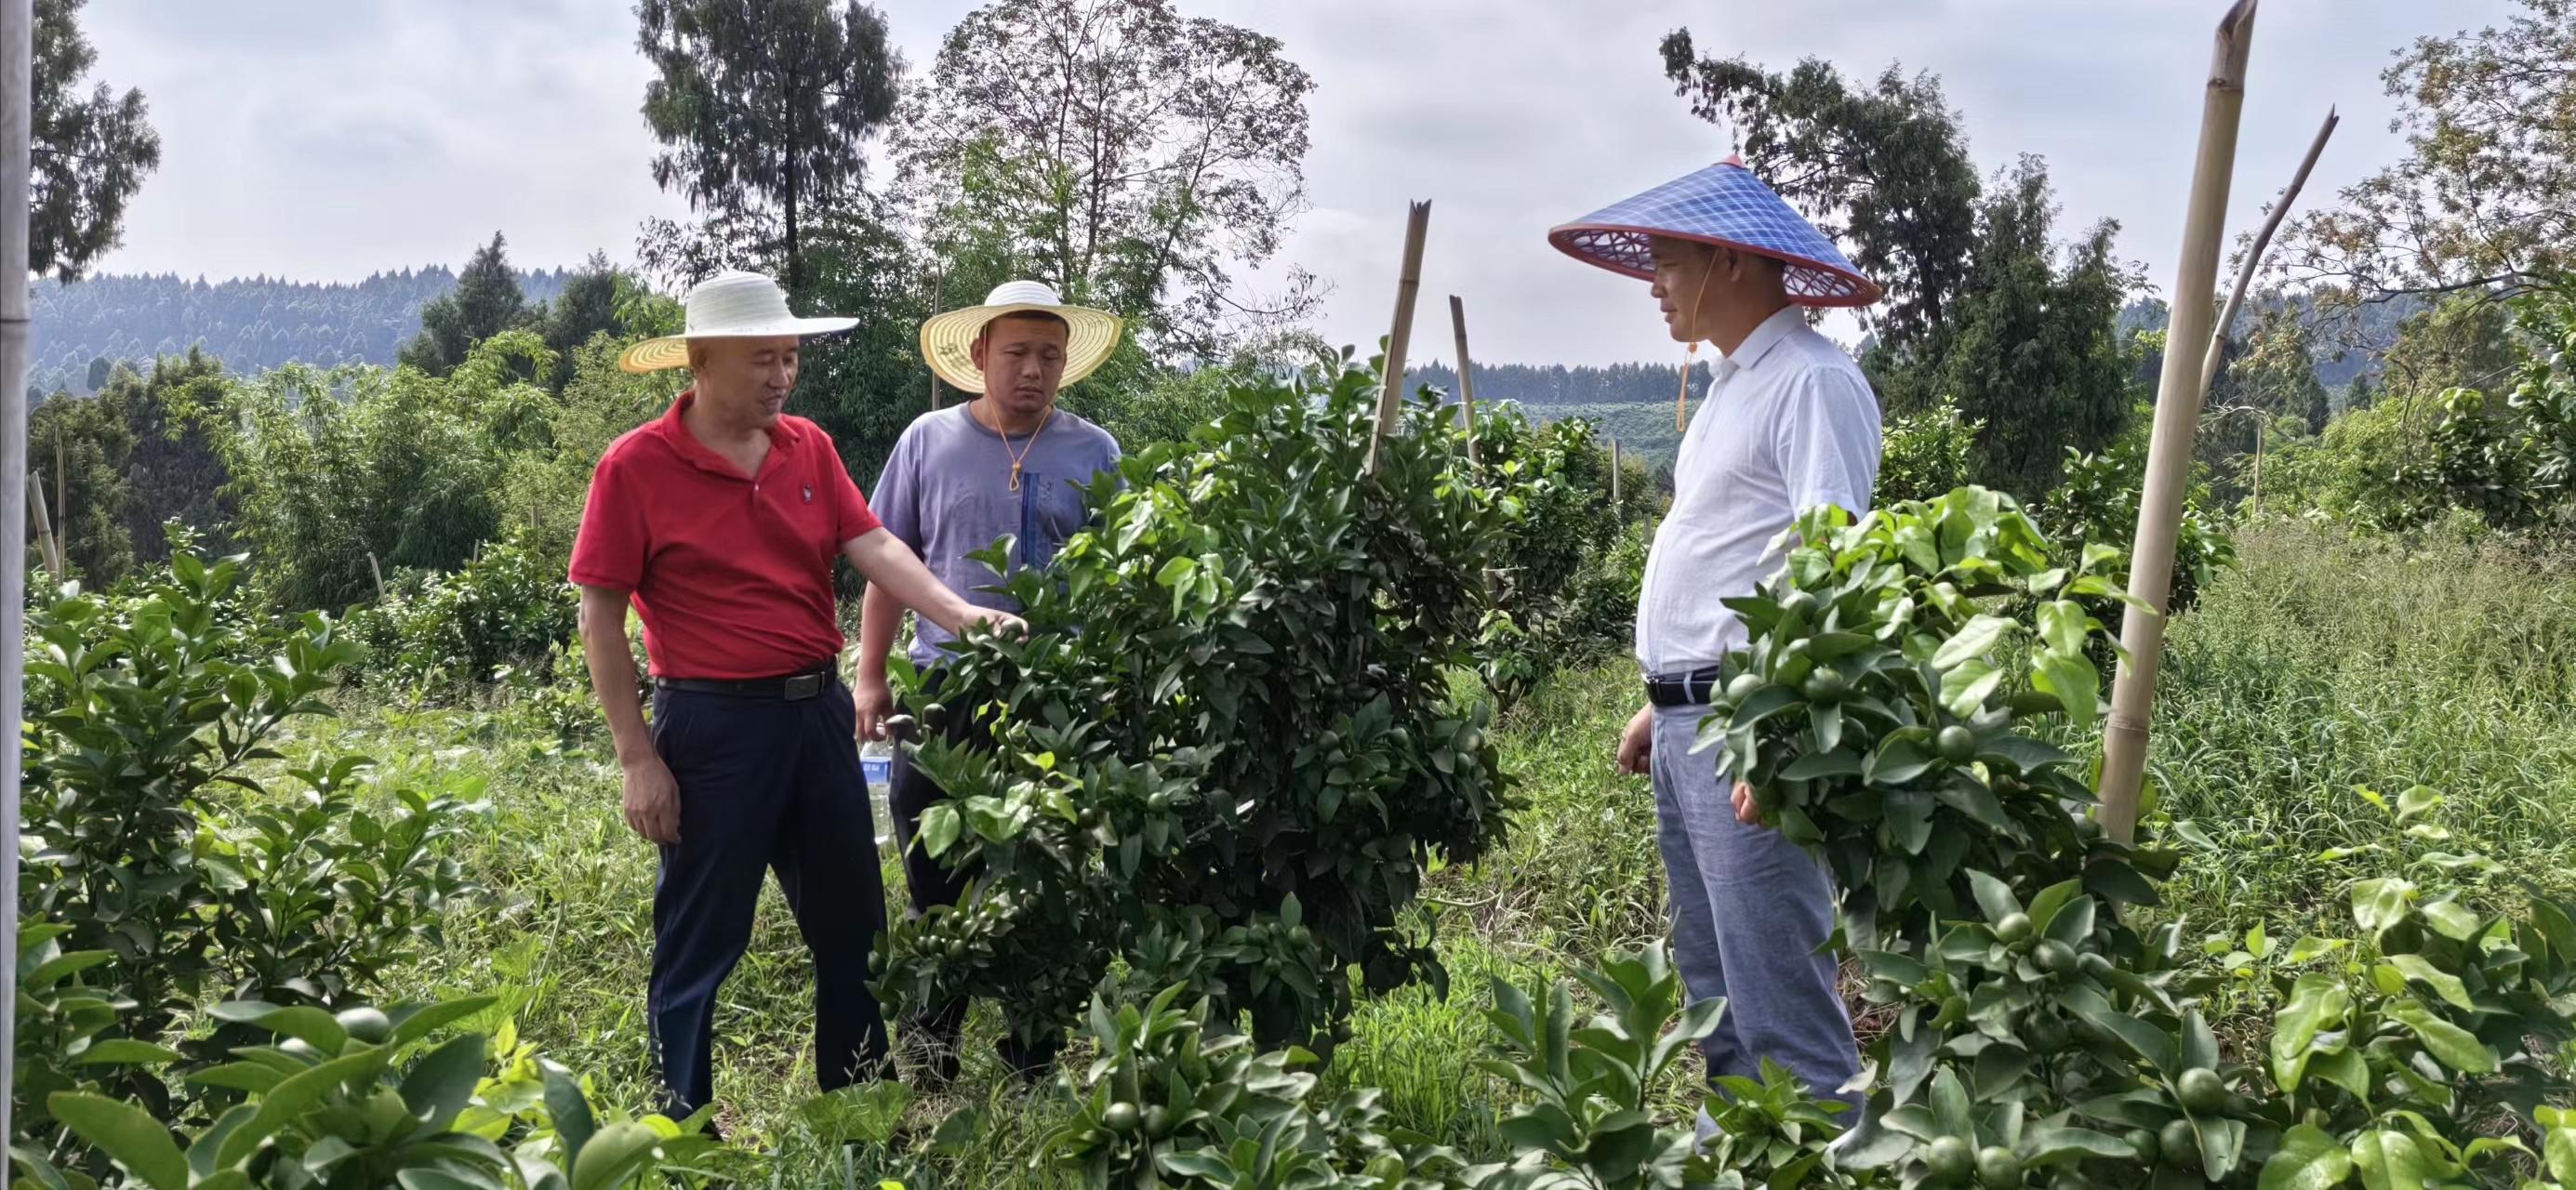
[
  {"xmin": 2383, "ymin": 955, "xmax": 2474, "ymax": 1010},
  {"xmin": 218, "ymin": 1046, "xmax": 395, "ymax": 1167},
  {"xmin": 2025, "ymin": 879, "xmax": 2085, "ymax": 937},
  {"xmin": 399, "ymin": 1034, "xmax": 487, "ymax": 1136},
  {"xmin": 1967, "ymin": 869, "xmax": 2021, "ymax": 925},
  {"xmin": 1940, "ymin": 660, "xmax": 2002, "ymax": 718},
  {"xmin": 2257, "ymin": 1124, "xmax": 2355, "ymax": 1190},
  {"xmin": 569, "ymin": 1122, "xmax": 661, "ymax": 1190},
  {"xmin": 72, "ymin": 1040, "xmax": 184, "ymax": 1067},
  {"xmin": 2394, "ymin": 786, "xmax": 2440, "ymax": 822},
  {"xmin": 2420, "ymin": 900, "xmax": 2483, "ymax": 943},
  {"xmin": 2350, "ymin": 878, "xmax": 2416, "ymax": 935},
  {"xmin": 1781, "ymin": 751, "xmax": 1863, "ymax": 781},
  {"xmin": 46, "ymin": 1094, "xmax": 191, "ymax": 1190},
  {"xmin": 543, "ymin": 1064, "xmax": 596, "ymax": 1168},
  {"xmin": 2352, "ymin": 1130, "xmax": 2441, "ymax": 1190},
  {"xmin": 1932, "ymin": 615, "xmax": 2015, "ymax": 669},
  {"xmin": 2032, "ymin": 652, "xmax": 2101, "ymax": 728},
  {"xmin": 386, "ymin": 997, "xmax": 498, "ymax": 1048},
  {"xmin": 2384, "ymin": 999, "xmax": 2495, "ymax": 1074},
  {"xmin": 2270, "ymin": 974, "xmax": 2349, "ymax": 1092},
  {"xmin": 919, "ymin": 802, "xmax": 962, "ymax": 859}
]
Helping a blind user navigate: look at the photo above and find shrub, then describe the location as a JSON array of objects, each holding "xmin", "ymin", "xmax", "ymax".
[
  {"xmin": 1879, "ymin": 395, "xmax": 1984, "ymax": 506},
  {"xmin": 873, "ymin": 362, "xmax": 1519, "ymax": 1061},
  {"xmin": 1469, "ymin": 413, "xmax": 1653, "ymax": 705},
  {"xmin": 349, "ymin": 528, "xmax": 579, "ymax": 693}
]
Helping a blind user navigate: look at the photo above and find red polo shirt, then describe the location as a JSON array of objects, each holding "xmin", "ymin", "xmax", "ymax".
[{"xmin": 568, "ymin": 390, "xmax": 881, "ymax": 679}]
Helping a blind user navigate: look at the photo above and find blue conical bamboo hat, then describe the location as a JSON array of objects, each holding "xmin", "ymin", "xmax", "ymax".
[{"xmin": 1547, "ymin": 156, "xmax": 1882, "ymax": 307}]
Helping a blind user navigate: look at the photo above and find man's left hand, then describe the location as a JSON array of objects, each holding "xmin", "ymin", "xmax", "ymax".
[{"xmin": 1731, "ymin": 780, "xmax": 1761, "ymax": 826}]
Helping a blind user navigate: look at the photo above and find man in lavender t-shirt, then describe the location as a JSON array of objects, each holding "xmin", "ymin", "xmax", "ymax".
[{"xmin": 853, "ymin": 281, "xmax": 1123, "ymax": 1083}]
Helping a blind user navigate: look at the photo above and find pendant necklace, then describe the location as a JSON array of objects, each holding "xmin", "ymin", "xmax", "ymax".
[{"xmin": 982, "ymin": 399, "xmax": 1055, "ymax": 492}]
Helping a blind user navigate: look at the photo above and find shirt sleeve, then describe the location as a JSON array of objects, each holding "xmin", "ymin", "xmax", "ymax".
[
  {"xmin": 819, "ymin": 429, "xmax": 883, "ymax": 545},
  {"xmin": 870, "ymin": 421, "xmax": 922, "ymax": 550},
  {"xmin": 1773, "ymin": 365, "xmax": 1882, "ymax": 517},
  {"xmin": 567, "ymin": 447, "xmax": 649, "ymax": 590}
]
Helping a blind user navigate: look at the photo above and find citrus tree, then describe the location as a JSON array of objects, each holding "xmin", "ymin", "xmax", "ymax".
[{"xmin": 873, "ymin": 359, "xmax": 1520, "ymax": 1060}]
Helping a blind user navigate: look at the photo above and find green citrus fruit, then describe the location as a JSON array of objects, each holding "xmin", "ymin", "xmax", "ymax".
[
  {"xmin": 1975, "ymin": 1145, "xmax": 2023, "ymax": 1186},
  {"xmin": 2078, "ymin": 952, "xmax": 2115, "ymax": 980},
  {"xmin": 2176, "ymin": 1067, "xmax": 2230, "ymax": 1115},
  {"xmin": 2025, "ymin": 1016, "xmax": 2068, "ymax": 1054},
  {"xmin": 1726, "ymin": 672, "xmax": 1763, "ymax": 704},
  {"xmin": 2158, "ymin": 1118, "xmax": 2198, "ymax": 1167},
  {"xmin": 1937, "ymin": 725, "xmax": 1978, "ymax": 765},
  {"xmin": 1103, "ymin": 1103, "xmax": 1141, "ymax": 1135},
  {"xmin": 2034, "ymin": 940, "xmax": 2078, "ymax": 978},
  {"xmin": 1782, "ymin": 591, "xmax": 1823, "ymax": 621},
  {"xmin": 1143, "ymin": 1105, "xmax": 1172, "ymax": 1140},
  {"xmin": 1925, "ymin": 1136, "xmax": 1974, "ymax": 1184},
  {"xmin": 1801, "ymin": 668, "xmax": 1850, "ymax": 705},
  {"xmin": 334, "ymin": 1006, "xmax": 392, "ymax": 1045},
  {"xmin": 1995, "ymin": 912, "xmax": 2034, "ymax": 948},
  {"xmin": 2122, "ymin": 1130, "xmax": 2158, "ymax": 1161},
  {"xmin": 279, "ymin": 1038, "xmax": 324, "ymax": 1063}
]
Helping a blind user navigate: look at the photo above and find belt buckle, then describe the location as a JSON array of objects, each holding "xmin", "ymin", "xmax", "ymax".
[{"xmin": 782, "ymin": 672, "xmax": 824, "ymax": 701}]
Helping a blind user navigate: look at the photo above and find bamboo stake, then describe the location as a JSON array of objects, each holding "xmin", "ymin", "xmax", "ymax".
[
  {"xmin": 28, "ymin": 469, "xmax": 60, "ymax": 575},
  {"xmin": 368, "ymin": 550, "xmax": 388, "ymax": 601},
  {"xmin": 1364, "ymin": 202, "xmax": 1432, "ymax": 477},
  {"xmin": 3, "ymin": 0, "xmax": 37, "ymax": 1148},
  {"xmin": 2199, "ymin": 107, "xmax": 2338, "ymax": 395},
  {"xmin": 2098, "ymin": 0, "xmax": 2260, "ymax": 843},
  {"xmin": 1448, "ymin": 295, "xmax": 1480, "ymax": 464}
]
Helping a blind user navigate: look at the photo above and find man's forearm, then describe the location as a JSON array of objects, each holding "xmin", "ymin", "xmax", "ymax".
[
  {"xmin": 578, "ymin": 587, "xmax": 654, "ymax": 766},
  {"xmin": 856, "ymin": 580, "xmax": 904, "ymax": 684},
  {"xmin": 843, "ymin": 529, "xmax": 976, "ymax": 633}
]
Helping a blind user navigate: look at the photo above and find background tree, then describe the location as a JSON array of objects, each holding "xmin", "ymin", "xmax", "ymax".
[
  {"xmin": 2276, "ymin": 0, "xmax": 2576, "ymax": 306},
  {"xmin": 29, "ymin": 385, "xmax": 134, "ymax": 583},
  {"xmin": 1928, "ymin": 160, "xmax": 2139, "ymax": 496},
  {"xmin": 114, "ymin": 348, "xmax": 234, "ymax": 562},
  {"xmin": 635, "ymin": 0, "xmax": 901, "ymax": 296},
  {"xmin": 1663, "ymin": 37, "xmax": 2137, "ymax": 496},
  {"xmin": 898, "ymin": 0, "xmax": 1321, "ymax": 359},
  {"xmin": 1659, "ymin": 34, "xmax": 1978, "ymax": 355},
  {"xmin": 32, "ymin": 0, "xmax": 160, "ymax": 280},
  {"xmin": 399, "ymin": 232, "xmax": 530, "ymax": 377}
]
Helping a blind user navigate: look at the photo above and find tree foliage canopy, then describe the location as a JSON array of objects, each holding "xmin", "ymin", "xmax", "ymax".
[
  {"xmin": 898, "ymin": 0, "xmax": 1320, "ymax": 359},
  {"xmin": 32, "ymin": 0, "xmax": 161, "ymax": 281}
]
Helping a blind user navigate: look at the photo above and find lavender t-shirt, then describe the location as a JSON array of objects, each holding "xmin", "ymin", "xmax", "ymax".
[{"xmin": 870, "ymin": 403, "xmax": 1122, "ymax": 668}]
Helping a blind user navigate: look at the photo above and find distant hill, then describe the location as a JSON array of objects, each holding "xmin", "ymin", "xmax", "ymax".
[
  {"xmin": 28, "ymin": 268, "xmax": 577, "ymax": 395},
  {"xmin": 2115, "ymin": 293, "xmax": 2416, "ymax": 391},
  {"xmin": 1406, "ymin": 360, "xmax": 1713, "ymax": 471}
]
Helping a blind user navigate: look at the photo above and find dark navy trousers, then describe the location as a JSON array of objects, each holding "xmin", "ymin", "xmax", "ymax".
[{"xmin": 646, "ymin": 678, "xmax": 888, "ymax": 1116}]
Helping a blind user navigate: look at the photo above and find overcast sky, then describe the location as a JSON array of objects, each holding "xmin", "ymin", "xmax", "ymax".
[{"xmin": 84, "ymin": 0, "xmax": 2511, "ymax": 366}]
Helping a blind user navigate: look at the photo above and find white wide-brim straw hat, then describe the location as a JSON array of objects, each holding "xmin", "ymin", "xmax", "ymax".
[
  {"xmin": 617, "ymin": 270, "xmax": 860, "ymax": 373},
  {"xmin": 919, "ymin": 280, "xmax": 1123, "ymax": 393}
]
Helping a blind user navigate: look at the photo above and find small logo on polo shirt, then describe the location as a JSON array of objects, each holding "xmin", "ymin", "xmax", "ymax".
[{"xmin": 801, "ymin": 484, "xmax": 813, "ymax": 504}]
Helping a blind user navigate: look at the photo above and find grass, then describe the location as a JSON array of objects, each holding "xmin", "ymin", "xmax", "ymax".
[{"xmin": 300, "ymin": 520, "xmax": 2576, "ymax": 1184}]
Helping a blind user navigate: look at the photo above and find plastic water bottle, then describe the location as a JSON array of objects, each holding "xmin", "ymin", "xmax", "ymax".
[{"xmin": 861, "ymin": 740, "xmax": 895, "ymax": 846}]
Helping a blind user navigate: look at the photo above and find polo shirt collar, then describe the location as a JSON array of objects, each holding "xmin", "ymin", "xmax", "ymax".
[
  {"xmin": 650, "ymin": 389, "xmax": 803, "ymax": 478},
  {"xmin": 1712, "ymin": 305, "xmax": 1804, "ymax": 382}
]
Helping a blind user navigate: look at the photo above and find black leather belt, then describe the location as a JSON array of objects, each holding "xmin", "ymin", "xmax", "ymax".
[
  {"xmin": 1644, "ymin": 667, "xmax": 1725, "ymax": 707},
  {"xmin": 656, "ymin": 664, "xmax": 838, "ymax": 701}
]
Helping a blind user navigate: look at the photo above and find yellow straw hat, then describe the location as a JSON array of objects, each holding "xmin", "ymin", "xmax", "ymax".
[
  {"xmin": 617, "ymin": 270, "xmax": 859, "ymax": 373},
  {"xmin": 919, "ymin": 280, "xmax": 1123, "ymax": 393}
]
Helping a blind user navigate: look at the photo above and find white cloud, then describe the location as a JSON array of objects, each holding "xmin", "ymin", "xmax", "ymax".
[{"xmin": 81, "ymin": 0, "xmax": 2515, "ymax": 362}]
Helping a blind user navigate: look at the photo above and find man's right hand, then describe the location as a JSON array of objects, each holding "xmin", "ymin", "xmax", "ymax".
[
  {"xmin": 1615, "ymin": 704, "xmax": 1654, "ymax": 776},
  {"xmin": 855, "ymin": 675, "xmax": 895, "ymax": 742},
  {"xmin": 622, "ymin": 754, "xmax": 682, "ymax": 844}
]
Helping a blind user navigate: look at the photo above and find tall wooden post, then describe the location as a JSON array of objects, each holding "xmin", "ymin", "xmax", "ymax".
[
  {"xmin": 928, "ymin": 271, "xmax": 945, "ymax": 410},
  {"xmin": 1364, "ymin": 202, "xmax": 1432, "ymax": 477},
  {"xmin": 2097, "ymin": 0, "xmax": 2259, "ymax": 842},
  {"xmin": 1610, "ymin": 439, "xmax": 1623, "ymax": 517},
  {"xmin": 27, "ymin": 469, "xmax": 60, "ymax": 575},
  {"xmin": 1448, "ymin": 295, "xmax": 1480, "ymax": 464},
  {"xmin": 3, "ymin": 0, "xmax": 39, "ymax": 1147}
]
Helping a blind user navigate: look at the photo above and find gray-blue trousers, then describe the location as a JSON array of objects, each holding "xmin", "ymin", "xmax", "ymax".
[{"xmin": 1651, "ymin": 704, "xmax": 1861, "ymax": 1108}]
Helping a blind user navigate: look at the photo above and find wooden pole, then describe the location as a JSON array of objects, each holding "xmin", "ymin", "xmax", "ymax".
[
  {"xmin": 368, "ymin": 550, "xmax": 388, "ymax": 601},
  {"xmin": 2198, "ymin": 107, "xmax": 2338, "ymax": 396},
  {"xmin": 1448, "ymin": 295, "xmax": 1480, "ymax": 464},
  {"xmin": 2098, "ymin": 0, "xmax": 2259, "ymax": 843},
  {"xmin": 3, "ymin": 0, "xmax": 37, "ymax": 1149},
  {"xmin": 1364, "ymin": 202, "xmax": 1432, "ymax": 477}
]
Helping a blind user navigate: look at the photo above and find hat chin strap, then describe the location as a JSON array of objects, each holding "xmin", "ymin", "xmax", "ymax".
[{"xmin": 1674, "ymin": 254, "xmax": 1720, "ymax": 431}]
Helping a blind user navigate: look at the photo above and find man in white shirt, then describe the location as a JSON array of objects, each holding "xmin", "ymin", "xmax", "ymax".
[{"xmin": 1549, "ymin": 159, "xmax": 1885, "ymax": 1116}]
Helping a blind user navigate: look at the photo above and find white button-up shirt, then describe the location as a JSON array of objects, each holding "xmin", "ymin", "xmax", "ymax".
[{"xmin": 1636, "ymin": 305, "xmax": 1882, "ymax": 675}]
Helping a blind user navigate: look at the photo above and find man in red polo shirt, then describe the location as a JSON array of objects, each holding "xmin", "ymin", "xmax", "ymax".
[{"xmin": 569, "ymin": 270, "xmax": 1015, "ymax": 1119}]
